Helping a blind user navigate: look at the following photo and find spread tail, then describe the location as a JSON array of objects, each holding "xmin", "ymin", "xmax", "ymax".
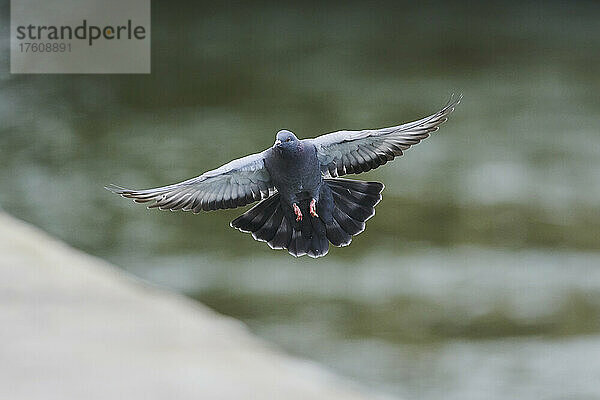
[
  {"xmin": 230, "ymin": 193, "xmax": 328, "ymax": 258},
  {"xmin": 230, "ymin": 178, "xmax": 383, "ymax": 258}
]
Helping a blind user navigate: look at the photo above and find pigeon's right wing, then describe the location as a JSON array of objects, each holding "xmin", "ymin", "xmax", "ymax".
[
  {"xmin": 308, "ymin": 94, "xmax": 461, "ymax": 177},
  {"xmin": 106, "ymin": 150, "xmax": 275, "ymax": 212}
]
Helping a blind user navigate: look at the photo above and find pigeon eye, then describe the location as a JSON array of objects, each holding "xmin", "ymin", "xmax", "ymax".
[{"xmin": 286, "ymin": 138, "xmax": 291, "ymax": 142}]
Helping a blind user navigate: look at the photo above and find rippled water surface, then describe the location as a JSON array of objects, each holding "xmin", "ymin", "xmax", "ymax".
[{"xmin": 1, "ymin": 1, "xmax": 600, "ymax": 399}]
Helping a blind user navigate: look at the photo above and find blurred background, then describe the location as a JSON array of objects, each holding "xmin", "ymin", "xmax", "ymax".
[{"xmin": 1, "ymin": 1, "xmax": 600, "ymax": 399}]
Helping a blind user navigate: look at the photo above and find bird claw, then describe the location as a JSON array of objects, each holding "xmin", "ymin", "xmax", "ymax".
[
  {"xmin": 293, "ymin": 203, "xmax": 302, "ymax": 222},
  {"xmin": 310, "ymin": 198, "xmax": 318, "ymax": 218}
]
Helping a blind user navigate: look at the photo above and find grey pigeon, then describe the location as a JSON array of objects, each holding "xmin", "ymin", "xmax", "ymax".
[{"xmin": 107, "ymin": 94, "xmax": 461, "ymax": 258}]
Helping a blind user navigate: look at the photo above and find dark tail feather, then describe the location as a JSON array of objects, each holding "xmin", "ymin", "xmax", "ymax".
[
  {"xmin": 289, "ymin": 206, "xmax": 329, "ymax": 258},
  {"xmin": 270, "ymin": 214, "xmax": 293, "ymax": 250},
  {"xmin": 231, "ymin": 194, "xmax": 329, "ymax": 258},
  {"xmin": 324, "ymin": 178, "xmax": 384, "ymax": 247},
  {"xmin": 307, "ymin": 212, "xmax": 328, "ymax": 258},
  {"xmin": 230, "ymin": 193, "xmax": 281, "ymax": 233},
  {"xmin": 253, "ymin": 205, "xmax": 284, "ymax": 244}
]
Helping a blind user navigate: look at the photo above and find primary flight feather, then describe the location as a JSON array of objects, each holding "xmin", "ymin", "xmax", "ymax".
[{"xmin": 106, "ymin": 94, "xmax": 462, "ymax": 258}]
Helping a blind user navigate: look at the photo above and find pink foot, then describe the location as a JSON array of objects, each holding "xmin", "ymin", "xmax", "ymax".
[
  {"xmin": 293, "ymin": 203, "xmax": 303, "ymax": 222},
  {"xmin": 310, "ymin": 198, "xmax": 319, "ymax": 218}
]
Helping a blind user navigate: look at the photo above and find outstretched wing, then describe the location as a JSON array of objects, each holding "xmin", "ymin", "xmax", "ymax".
[
  {"xmin": 308, "ymin": 94, "xmax": 462, "ymax": 177},
  {"xmin": 106, "ymin": 150, "xmax": 275, "ymax": 212}
]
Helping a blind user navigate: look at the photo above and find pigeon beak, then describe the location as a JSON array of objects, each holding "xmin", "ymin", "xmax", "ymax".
[{"xmin": 273, "ymin": 139, "xmax": 282, "ymax": 148}]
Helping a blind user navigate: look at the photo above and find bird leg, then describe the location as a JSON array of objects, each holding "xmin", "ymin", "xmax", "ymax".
[
  {"xmin": 293, "ymin": 203, "xmax": 303, "ymax": 222},
  {"xmin": 309, "ymin": 198, "xmax": 319, "ymax": 218}
]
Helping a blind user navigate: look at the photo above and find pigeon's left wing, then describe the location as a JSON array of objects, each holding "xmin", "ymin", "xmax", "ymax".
[
  {"xmin": 106, "ymin": 150, "xmax": 275, "ymax": 212},
  {"xmin": 308, "ymin": 94, "xmax": 461, "ymax": 177}
]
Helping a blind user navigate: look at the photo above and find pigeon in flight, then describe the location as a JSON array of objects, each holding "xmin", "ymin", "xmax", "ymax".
[{"xmin": 107, "ymin": 95, "xmax": 461, "ymax": 258}]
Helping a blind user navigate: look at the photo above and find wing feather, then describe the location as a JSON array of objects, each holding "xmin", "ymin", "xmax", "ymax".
[
  {"xmin": 309, "ymin": 94, "xmax": 461, "ymax": 177},
  {"xmin": 106, "ymin": 150, "xmax": 274, "ymax": 212}
]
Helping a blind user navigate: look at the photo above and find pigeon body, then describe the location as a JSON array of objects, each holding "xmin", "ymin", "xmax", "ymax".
[
  {"xmin": 107, "ymin": 95, "xmax": 461, "ymax": 258},
  {"xmin": 265, "ymin": 130, "xmax": 322, "ymax": 207}
]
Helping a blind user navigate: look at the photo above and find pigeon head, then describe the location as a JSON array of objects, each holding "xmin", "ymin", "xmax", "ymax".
[{"xmin": 273, "ymin": 130, "xmax": 299, "ymax": 151}]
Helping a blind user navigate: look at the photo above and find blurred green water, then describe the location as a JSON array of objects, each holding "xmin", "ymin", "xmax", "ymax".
[{"xmin": 1, "ymin": 1, "xmax": 600, "ymax": 399}]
